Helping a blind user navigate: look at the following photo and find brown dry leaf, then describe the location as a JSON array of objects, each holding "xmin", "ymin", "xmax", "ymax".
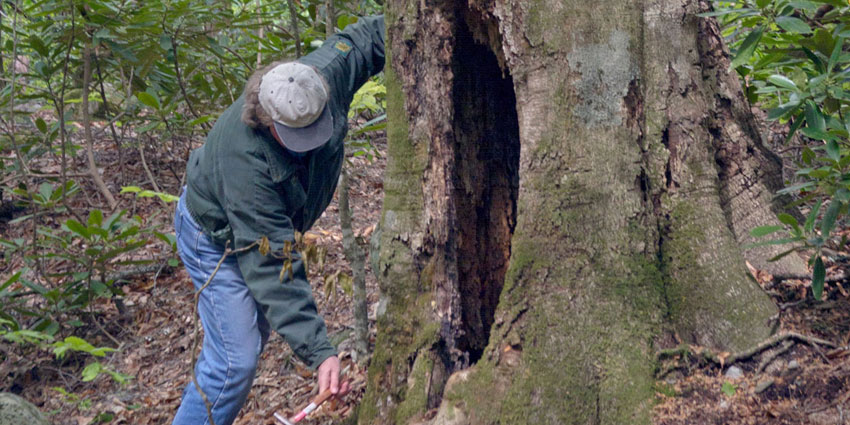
[
  {"xmin": 357, "ymin": 223, "xmax": 376, "ymax": 239},
  {"xmin": 717, "ymin": 351, "xmax": 731, "ymax": 369},
  {"xmin": 836, "ymin": 281, "xmax": 849, "ymax": 297},
  {"xmin": 74, "ymin": 415, "xmax": 95, "ymax": 425},
  {"xmin": 302, "ymin": 231, "xmax": 321, "ymax": 246},
  {"xmin": 745, "ymin": 261, "xmax": 758, "ymax": 280},
  {"xmin": 295, "ymin": 363, "xmax": 313, "ymax": 379},
  {"xmin": 259, "ymin": 236, "xmax": 271, "ymax": 256}
]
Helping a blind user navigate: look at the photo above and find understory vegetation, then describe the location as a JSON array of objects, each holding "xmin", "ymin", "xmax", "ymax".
[
  {"xmin": 0, "ymin": 0, "xmax": 385, "ymax": 420},
  {"xmin": 712, "ymin": 0, "xmax": 850, "ymax": 297}
]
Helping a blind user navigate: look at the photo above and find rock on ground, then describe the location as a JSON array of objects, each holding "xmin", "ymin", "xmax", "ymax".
[
  {"xmin": 724, "ymin": 366, "xmax": 744, "ymax": 380},
  {"xmin": 0, "ymin": 392, "xmax": 49, "ymax": 425}
]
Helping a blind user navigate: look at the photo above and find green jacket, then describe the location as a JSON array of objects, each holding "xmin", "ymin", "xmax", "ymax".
[{"xmin": 183, "ymin": 16, "xmax": 385, "ymax": 369}]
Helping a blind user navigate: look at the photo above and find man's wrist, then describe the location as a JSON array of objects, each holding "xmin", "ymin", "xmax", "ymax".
[{"xmin": 308, "ymin": 347, "xmax": 338, "ymax": 370}]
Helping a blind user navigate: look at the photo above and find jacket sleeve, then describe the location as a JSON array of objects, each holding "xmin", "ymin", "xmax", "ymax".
[
  {"xmin": 327, "ymin": 15, "xmax": 386, "ymax": 101},
  {"xmin": 223, "ymin": 155, "xmax": 336, "ymax": 370}
]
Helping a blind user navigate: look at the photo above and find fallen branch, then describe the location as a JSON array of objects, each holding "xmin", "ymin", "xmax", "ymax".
[
  {"xmin": 773, "ymin": 271, "xmax": 848, "ymax": 283},
  {"xmin": 107, "ymin": 261, "xmax": 172, "ymax": 284}
]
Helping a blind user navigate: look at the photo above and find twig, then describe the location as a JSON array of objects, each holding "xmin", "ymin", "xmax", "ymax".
[
  {"xmin": 137, "ymin": 139, "xmax": 168, "ymax": 208},
  {"xmin": 94, "ymin": 56, "xmax": 125, "ymax": 186},
  {"xmin": 778, "ymin": 299, "xmax": 807, "ymax": 311},
  {"xmin": 57, "ymin": 3, "xmax": 79, "ymax": 221},
  {"xmin": 168, "ymin": 31, "xmax": 208, "ymax": 128},
  {"xmin": 773, "ymin": 271, "xmax": 848, "ymax": 283},
  {"xmin": 90, "ymin": 110, "xmax": 128, "ymax": 140},
  {"xmin": 190, "ymin": 248, "xmax": 228, "ymax": 425},
  {"xmin": 0, "ymin": 76, "xmax": 50, "ymax": 93},
  {"xmin": 6, "ymin": 0, "xmax": 29, "ymax": 177},
  {"xmin": 326, "ymin": 0, "xmax": 335, "ymax": 38},
  {"xmin": 87, "ymin": 265, "xmax": 121, "ymax": 347},
  {"xmin": 0, "ymin": 172, "xmax": 89, "ymax": 186},
  {"xmin": 210, "ymin": 43, "xmax": 252, "ymax": 71},
  {"xmin": 107, "ymin": 261, "xmax": 171, "ymax": 284},
  {"xmin": 256, "ymin": 0, "xmax": 262, "ymax": 67},
  {"xmin": 90, "ymin": 307, "xmax": 121, "ymax": 347}
]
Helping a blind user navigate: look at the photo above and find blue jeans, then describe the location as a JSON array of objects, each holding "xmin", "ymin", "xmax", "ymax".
[{"xmin": 172, "ymin": 193, "xmax": 271, "ymax": 425}]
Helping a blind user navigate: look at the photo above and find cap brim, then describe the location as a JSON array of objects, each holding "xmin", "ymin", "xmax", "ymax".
[{"xmin": 273, "ymin": 104, "xmax": 334, "ymax": 153}]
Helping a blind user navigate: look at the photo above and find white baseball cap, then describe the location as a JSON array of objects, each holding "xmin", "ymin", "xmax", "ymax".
[{"xmin": 258, "ymin": 62, "xmax": 334, "ymax": 152}]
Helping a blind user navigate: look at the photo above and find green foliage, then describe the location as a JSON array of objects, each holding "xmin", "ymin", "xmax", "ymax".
[
  {"xmin": 714, "ymin": 0, "xmax": 850, "ymax": 299},
  {"xmin": 119, "ymin": 185, "xmax": 179, "ymax": 203},
  {"xmin": 348, "ymin": 79, "xmax": 386, "ymax": 119},
  {"xmin": 0, "ymin": 320, "xmax": 129, "ymax": 384},
  {"xmin": 346, "ymin": 77, "xmax": 386, "ymax": 160},
  {"xmin": 53, "ymin": 336, "xmax": 114, "ymax": 359},
  {"xmin": 1, "ymin": 204, "xmax": 148, "ymax": 334},
  {"xmin": 53, "ymin": 387, "xmax": 94, "ymax": 411},
  {"xmin": 721, "ymin": 381, "xmax": 737, "ymax": 397}
]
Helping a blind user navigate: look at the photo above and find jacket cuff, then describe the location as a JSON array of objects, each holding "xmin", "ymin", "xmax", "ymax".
[{"xmin": 307, "ymin": 346, "xmax": 339, "ymax": 370}]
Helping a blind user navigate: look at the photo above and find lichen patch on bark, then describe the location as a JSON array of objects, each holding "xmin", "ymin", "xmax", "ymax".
[{"xmin": 567, "ymin": 30, "xmax": 638, "ymax": 128}]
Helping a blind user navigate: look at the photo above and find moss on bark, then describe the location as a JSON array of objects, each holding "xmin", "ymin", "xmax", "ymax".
[{"xmin": 361, "ymin": 1, "xmax": 784, "ymax": 424}]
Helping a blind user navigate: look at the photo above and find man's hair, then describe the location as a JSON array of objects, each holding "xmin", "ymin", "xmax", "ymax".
[
  {"xmin": 241, "ymin": 61, "xmax": 330, "ymax": 129},
  {"xmin": 241, "ymin": 60, "xmax": 287, "ymax": 129}
]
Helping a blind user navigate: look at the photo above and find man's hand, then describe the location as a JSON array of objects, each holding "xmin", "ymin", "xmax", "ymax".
[{"xmin": 317, "ymin": 355, "xmax": 350, "ymax": 397}]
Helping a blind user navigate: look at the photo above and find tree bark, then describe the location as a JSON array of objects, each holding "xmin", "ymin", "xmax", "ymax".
[
  {"xmin": 340, "ymin": 166, "xmax": 370, "ymax": 359},
  {"xmin": 0, "ymin": 0, "xmax": 5, "ymax": 90},
  {"xmin": 326, "ymin": 0, "xmax": 336, "ymax": 38},
  {"xmin": 359, "ymin": 1, "xmax": 805, "ymax": 424},
  {"xmin": 287, "ymin": 0, "xmax": 302, "ymax": 58}
]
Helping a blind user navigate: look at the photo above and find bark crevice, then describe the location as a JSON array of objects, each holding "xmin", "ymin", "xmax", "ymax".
[{"xmin": 451, "ymin": 10, "xmax": 520, "ymax": 366}]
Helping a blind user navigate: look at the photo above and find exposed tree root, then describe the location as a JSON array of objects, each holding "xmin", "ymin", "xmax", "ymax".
[
  {"xmin": 656, "ymin": 332, "xmax": 837, "ymax": 377},
  {"xmin": 756, "ymin": 339, "xmax": 794, "ymax": 373}
]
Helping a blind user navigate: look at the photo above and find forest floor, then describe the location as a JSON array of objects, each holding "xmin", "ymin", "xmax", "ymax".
[
  {"xmin": 654, "ymin": 264, "xmax": 850, "ymax": 425},
  {"xmin": 2, "ymin": 122, "xmax": 849, "ymax": 425}
]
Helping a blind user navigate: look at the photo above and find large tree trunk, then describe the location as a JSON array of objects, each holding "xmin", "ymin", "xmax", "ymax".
[{"xmin": 359, "ymin": 1, "xmax": 807, "ymax": 424}]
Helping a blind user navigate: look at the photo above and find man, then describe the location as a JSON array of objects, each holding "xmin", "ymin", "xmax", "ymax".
[{"xmin": 172, "ymin": 16, "xmax": 385, "ymax": 425}]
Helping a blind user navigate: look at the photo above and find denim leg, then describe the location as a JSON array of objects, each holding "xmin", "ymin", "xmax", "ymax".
[{"xmin": 172, "ymin": 195, "xmax": 271, "ymax": 425}]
